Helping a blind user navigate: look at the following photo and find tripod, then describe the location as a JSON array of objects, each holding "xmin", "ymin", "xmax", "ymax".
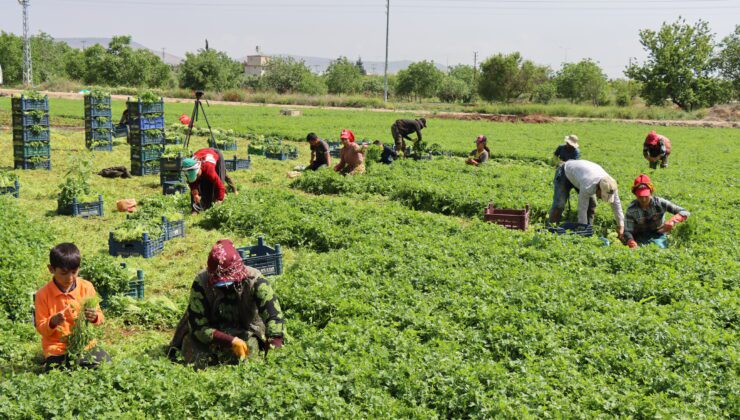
[{"xmin": 183, "ymin": 90, "xmax": 216, "ymax": 150}]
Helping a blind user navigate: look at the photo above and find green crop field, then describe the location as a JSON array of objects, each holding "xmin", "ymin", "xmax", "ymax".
[{"xmin": 0, "ymin": 97, "xmax": 738, "ymax": 418}]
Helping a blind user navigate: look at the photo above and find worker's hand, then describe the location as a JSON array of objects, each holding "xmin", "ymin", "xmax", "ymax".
[
  {"xmin": 84, "ymin": 307, "xmax": 98, "ymax": 322},
  {"xmin": 231, "ymin": 337, "xmax": 249, "ymax": 360},
  {"xmin": 627, "ymin": 239, "xmax": 639, "ymax": 249},
  {"xmin": 49, "ymin": 304, "xmax": 73, "ymax": 328},
  {"xmin": 268, "ymin": 337, "xmax": 283, "ymax": 349}
]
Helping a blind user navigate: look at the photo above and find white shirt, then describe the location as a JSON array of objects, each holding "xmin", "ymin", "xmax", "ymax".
[{"xmin": 563, "ymin": 160, "xmax": 624, "ymax": 226}]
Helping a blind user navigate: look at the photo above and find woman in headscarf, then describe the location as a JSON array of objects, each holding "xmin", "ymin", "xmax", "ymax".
[
  {"xmin": 168, "ymin": 239, "xmax": 285, "ymax": 369},
  {"xmin": 465, "ymin": 135, "xmax": 491, "ymax": 166}
]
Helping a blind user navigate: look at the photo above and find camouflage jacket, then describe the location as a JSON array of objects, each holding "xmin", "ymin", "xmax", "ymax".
[{"xmin": 187, "ymin": 268, "xmax": 285, "ymax": 346}]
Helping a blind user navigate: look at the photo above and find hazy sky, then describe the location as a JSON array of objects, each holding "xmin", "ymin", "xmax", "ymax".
[{"xmin": 1, "ymin": 0, "xmax": 738, "ymax": 77}]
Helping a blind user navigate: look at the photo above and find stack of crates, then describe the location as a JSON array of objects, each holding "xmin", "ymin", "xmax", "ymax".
[
  {"xmin": 160, "ymin": 152, "xmax": 188, "ymax": 195},
  {"xmin": 12, "ymin": 95, "xmax": 51, "ymax": 170},
  {"xmin": 128, "ymin": 97, "xmax": 165, "ymax": 176},
  {"xmin": 84, "ymin": 94, "xmax": 113, "ymax": 151}
]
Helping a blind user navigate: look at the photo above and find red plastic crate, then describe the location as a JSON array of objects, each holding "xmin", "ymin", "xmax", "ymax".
[{"xmin": 483, "ymin": 202, "xmax": 530, "ymax": 230}]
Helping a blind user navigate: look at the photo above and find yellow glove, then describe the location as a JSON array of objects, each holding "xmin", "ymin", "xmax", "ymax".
[{"xmin": 231, "ymin": 337, "xmax": 249, "ymax": 360}]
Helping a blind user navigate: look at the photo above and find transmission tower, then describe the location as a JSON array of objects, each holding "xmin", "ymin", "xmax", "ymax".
[{"xmin": 18, "ymin": 0, "xmax": 33, "ymax": 86}]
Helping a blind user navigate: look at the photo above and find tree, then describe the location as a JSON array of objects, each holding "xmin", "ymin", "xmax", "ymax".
[
  {"xmin": 179, "ymin": 48, "xmax": 243, "ymax": 91},
  {"xmin": 260, "ymin": 57, "xmax": 312, "ymax": 94},
  {"xmin": 477, "ymin": 52, "xmax": 548, "ymax": 102},
  {"xmin": 298, "ymin": 72, "xmax": 328, "ymax": 95},
  {"xmin": 361, "ymin": 75, "xmax": 385, "ymax": 96},
  {"xmin": 395, "ymin": 61, "xmax": 443, "ymax": 101},
  {"xmin": 0, "ymin": 31, "xmax": 24, "ymax": 85},
  {"xmin": 448, "ymin": 65, "xmax": 477, "ymax": 102},
  {"xmin": 625, "ymin": 18, "xmax": 723, "ymax": 110},
  {"xmin": 437, "ymin": 76, "xmax": 470, "ymax": 103},
  {"xmin": 355, "ymin": 57, "xmax": 367, "ymax": 76},
  {"xmin": 324, "ymin": 56, "xmax": 362, "ymax": 95},
  {"xmin": 716, "ymin": 25, "xmax": 739, "ymax": 100},
  {"xmin": 556, "ymin": 59, "xmax": 608, "ymax": 104},
  {"xmin": 532, "ymin": 81, "xmax": 557, "ymax": 104}
]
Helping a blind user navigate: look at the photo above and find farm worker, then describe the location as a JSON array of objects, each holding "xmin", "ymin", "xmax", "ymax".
[
  {"xmin": 334, "ymin": 129, "xmax": 366, "ymax": 175},
  {"xmin": 643, "ymin": 131, "xmax": 672, "ymax": 169},
  {"xmin": 553, "ymin": 134, "xmax": 581, "ymax": 164},
  {"xmin": 182, "ymin": 148, "xmax": 238, "ymax": 214},
  {"xmin": 167, "ymin": 239, "xmax": 286, "ymax": 369},
  {"xmin": 307, "ymin": 132, "xmax": 331, "ymax": 171},
  {"xmin": 548, "ymin": 159, "xmax": 625, "ymax": 237},
  {"xmin": 465, "ymin": 135, "xmax": 491, "ymax": 166},
  {"xmin": 623, "ymin": 174, "xmax": 689, "ymax": 249},
  {"xmin": 391, "ymin": 117, "xmax": 426, "ymax": 158},
  {"xmin": 34, "ymin": 243, "xmax": 110, "ymax": 371},
  {"xmin": 373, "ymin": 140, "xmax": 398, "ymax": 164}
]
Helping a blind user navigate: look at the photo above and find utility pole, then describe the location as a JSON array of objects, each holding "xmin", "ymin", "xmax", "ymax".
[
  {"xmin": 162, "ymin": 47, "xmax": 166, "ymax": 61},
  {"xmin": 383, "ymin": 0, "xmax": 390, "ymax": 103},
  {"xmin": 18, "ymin": 0, "xmax": 32, "ymax": 87},
  {"xmin": 82, "ymin": 40, "xmax": 87, "ymax": 50},
  {"xmin": 473, "ymin": 51, "xmax": 478, "ymax": 84}
]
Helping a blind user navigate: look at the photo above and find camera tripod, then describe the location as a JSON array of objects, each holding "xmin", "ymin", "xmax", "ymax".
[{"xmin": 183, "ymin": 90, "xmax": 216, "ymax": 150}]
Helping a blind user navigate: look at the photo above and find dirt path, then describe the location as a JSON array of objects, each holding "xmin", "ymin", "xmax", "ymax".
[{"xmin": 2, "ymin": 88, "xmax": 736, "ymax": 128}]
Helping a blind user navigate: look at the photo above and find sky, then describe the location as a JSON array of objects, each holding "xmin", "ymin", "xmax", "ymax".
[{"xmin": 0, "ymin": 0, "xmax": 738, "ymax": 78}]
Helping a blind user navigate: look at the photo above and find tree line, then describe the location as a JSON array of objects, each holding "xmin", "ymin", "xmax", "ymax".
[{"xmin": 0, "ymin": 19, "xmax": 737, "ymax": 110}]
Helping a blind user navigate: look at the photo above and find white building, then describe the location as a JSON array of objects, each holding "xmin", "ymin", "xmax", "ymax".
[{"xmin": 244, "ymin": 49, "xmax": 271, "ymax": 77}]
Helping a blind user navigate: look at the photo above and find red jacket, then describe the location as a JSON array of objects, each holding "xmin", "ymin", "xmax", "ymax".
[{"xmin": 189, "ymin": 148, "xmax": 225, "ymax": 201}]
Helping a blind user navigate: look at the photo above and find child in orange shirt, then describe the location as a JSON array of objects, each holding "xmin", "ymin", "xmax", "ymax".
[{"xmin": 34, "ymin": 243, "xmax": 110, "ymax": 371}]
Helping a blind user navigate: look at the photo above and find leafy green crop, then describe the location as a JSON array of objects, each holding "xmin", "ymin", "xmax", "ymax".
[
  {"xmin": 64, "ymin": 296, "xmax": 101, "ymax": 364},
  {"xmin": 58, "ymin": 156, "xmax": 97, "ymax": 207},
  {"xmin": 135, "ymin": 90, "xmax": 160, "ymax": 104},
  {"xmin": 0, "ymin": 171, "xmax": 18, "ymax": 188},
  {"xmin": 79, "ymin": 256, "xmax": 132, "ymax": 300}
]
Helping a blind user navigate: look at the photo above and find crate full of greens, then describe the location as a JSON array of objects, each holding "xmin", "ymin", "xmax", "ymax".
[
  {"xmin": 131, "ymin": 160, "xmax": 161, "ymax": 176},
  {"xmin": 126, "ymin": 92, "xmax": 164, "ymax": 116},
  {"xmin": 11, "ymin": 91, "xmax": 49, "ymax": 112},
  {"xmin": 224, "ymin": 155, "xmax": 251, "ymax": 171},
  {"xmin": 0, "ymin": 172, "xmax": 20, "ymax": 198},
  {"xmin": 265, "ymin": 143, "xmax": 298, "ymax": 161},
  {"xmin": 12, "ymin": 110, "xmax": 49, "ymax": 127},
  {"xmin": 14, "ymin": 156, "xmax": 51, "ymax": 170},
  {"xmin": 131, "ymin": 144, "xmax": 164, "ymax": 162},
  {"xmin": 56, "ymin": 158, "xmax": 103, "ymax": 217}
]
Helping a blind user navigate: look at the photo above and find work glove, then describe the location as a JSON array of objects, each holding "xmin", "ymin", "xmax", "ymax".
[
  {"xmin": 268, "ymin": 337, "xmax": 283, "ymax": 349},
  {"xmin": 231, "ymin": 337, "xmax": 249, "ymax": 360},
  {"xmin": 627, "ymin": 240, "xmax": 639, "ymax": 249},
  {"xmin": 658, "ymin": 214, "xmax": 687, "ymax": 233}
]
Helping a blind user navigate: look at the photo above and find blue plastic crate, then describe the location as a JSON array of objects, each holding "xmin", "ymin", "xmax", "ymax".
[
  {"xmin": 224, "ymin": 156, "xmax": 251, "ymax": 171},
  {"xmin": 13, "ymin": 143, "xmax": 51, "ymax": 158},
  {"xmin": 127, "ymin": 99, "xmax": 164, "ymax": 115},
  {"xmin": 86, "ymin": 140, "xmax": 113, "ymax": 151},
  {"xmin": 13, "ymin": 129, "xmax": 51, "ymax": 142},
  {"xmin": 131, "ymin": 161, "xmax": 161, "ymax": 176},
  {"xmin": 160, "ymin": 171, "xmax": 184, "ymax": 184},
  {"xmin": 113, "ymin": 124, "xmax": 128, "ymax": 138},
  {"xmin": 547, "ymin": 222, "xmax": 594, "ymax": 237},
  {"xmin": 12, "ymin": 113, "xmax": 50, "ymax": 127},
  {"xmin": 129, "ymin": 115, "xmax": 165, "ymax": 130},
  {"xmin": 85, "ymin": 130, "xmax": 112, "ymax": 142},
  {"xmin": 57, "ymin": 195, "xmax": 104, "ymax": 217},
  {"xmin": 84, "ymin": 118, "xmax": 114, "ymax": 130},
  {"xmin": 84, "ymin": 95, "xmax": 112, "ymax": 108},
  {"xmin": 237, "ymin": 236, "xmax": 283, "ymax": 277},
  {"xmin": 162, "ymin": 181, "xmax": 188, "ymax": 195},
  {"xmin": 131, "ymin": 146, "xmax": 164, "ymax": 162},
  {"xmin": 165, "ymin": 135, "xmax": 182, "ymax": 145},
  {"xmin": 210, "ymin": 140, "xmax": 238, "ymax": 151},
  {"xmin": 160, "ymin": 155, "xmax": 183, "ymax": 172},
  {"xmin": 125, "ymin": 277, "xmax": 145, "ymax": 299},
  {"xmin": 84, "ymin": 107, "xmax": 113, "ymax": 118},
  {"xmin": 247, "ymin": 145, "xmax": 265, "ymax": 156},
  {"xmin": 14, "ymin": 158, "xmax": 51, "ymax": 170},
  {"xmin": 11, "ymin": 95, "xmax": 49, "ymax": 112},
  {"xmin": 108, "ymin": 231, "xmax": 165, "ymax": 258},
  {"xmin": 0, "ymin": 180, "xmax": 20, "ymax": 198},
  {"xmin": 129, "ymin": 128, "xmax": 165, "ymax": 146},
  {"xmin": 265, "ymin": 150, "xmax": 298, "ymax": 161},
  {"xmin": 162, "ymin": 216, "xmax": 185, "ymax": 241}
]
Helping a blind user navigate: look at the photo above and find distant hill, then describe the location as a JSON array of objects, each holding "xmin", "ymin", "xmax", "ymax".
[
  {"xmin": 242, "ymin": 54, "xmax": 447, "ymax": 75},
  {"xmin": 56, "ymin": 37, "xmax": 183, "ymax": 66}
]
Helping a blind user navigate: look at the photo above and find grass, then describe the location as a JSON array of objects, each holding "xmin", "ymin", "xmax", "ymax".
[{"xmin": 0, "ymin": 96, "xmax": 737, "ymax": 416}]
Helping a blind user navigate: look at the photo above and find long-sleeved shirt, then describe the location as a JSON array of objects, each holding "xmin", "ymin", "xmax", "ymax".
[
  {"xmin": 623, "ymin": 196, "xmax": 689, "ymax": 242},
  {"xmin": 563, "ymin": 160, "xmax": 624, "ymax": 226},
  {"xmin": 334, "ymin": 143, "xmax": 365, "ymax": 173},
  {"xmin": 643, "ymin": 135, "xmax": 672, "ymax": 158},
  {"xmin": 188, "ymin": 148, "xmax": 225, "ymax": 201},
  {"xmin": 469, "ymin": 148, "xmax": 489, "ymax": 164},
  {"xmin": 380, "ymin": 145, "xmax": 397, "ymax": 164},
  {"xmin": 188, "ymin": 271, "xmax": 285, "ymax": 347},
  {"xmin": 394, "ymin": 119, "xmax": 424, "ymax": 142},
  {"xmin": 554, "ymin": 144, "xmax": 580, "ymax": 162},
  {"xmin": 35, "ymin": 278, "xmax": 104, "ymax": 357}
]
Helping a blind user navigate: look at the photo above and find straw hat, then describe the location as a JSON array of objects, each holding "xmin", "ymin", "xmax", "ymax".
[
  {"xmin": 564, "ymin": 135, "xmax": 579, "ymax": 149},
  {"xmin": 599, "ymin": 176, "xmax": 618, "ymax": 203}
]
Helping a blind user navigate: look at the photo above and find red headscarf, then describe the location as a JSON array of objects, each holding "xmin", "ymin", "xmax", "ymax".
[
  {"xmin": 645, "ymin": 131, "xmax": 659, "ymax": 146},
  {"xmin": 340, "ymin": 129, "xmax": 355, "ymax": 143},
  {"xmin": 207, "ymin": 239, "xmax": 249, "ymax": 287}
]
